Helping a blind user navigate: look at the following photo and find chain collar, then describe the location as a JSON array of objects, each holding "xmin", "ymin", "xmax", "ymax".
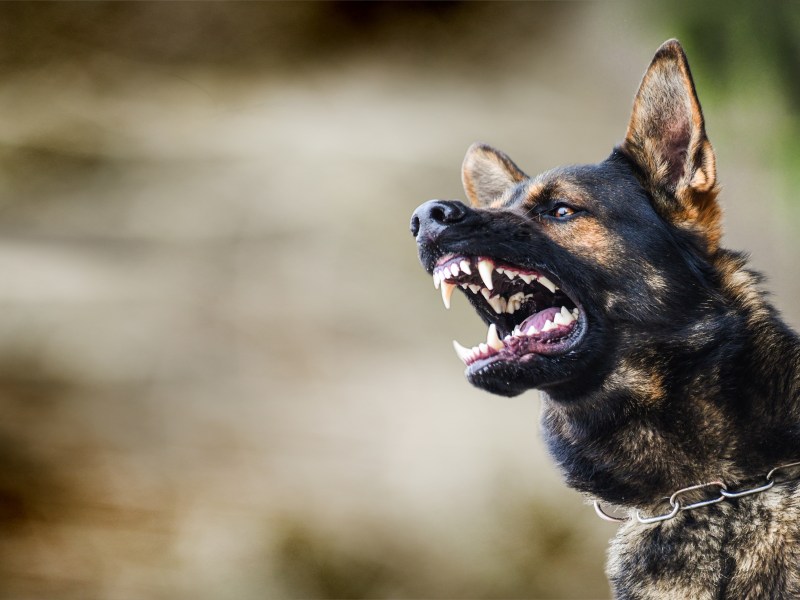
[{"xmin": 593, "ymin": 461, "xmax": 800, "ymax": 524}]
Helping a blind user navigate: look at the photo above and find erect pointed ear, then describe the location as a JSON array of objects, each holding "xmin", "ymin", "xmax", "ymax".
[
  {"xmin": 620, "ymin": 39, "xmax": 721, "ymax": 250},
  {"xmin": 462, "ymin": 142, "xmax": 528, "ymax": 207}
]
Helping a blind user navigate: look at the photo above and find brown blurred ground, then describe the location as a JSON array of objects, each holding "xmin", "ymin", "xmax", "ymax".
[{"xmin": 0, "ymin": 3, "xmax": 797, "ymax": 599}]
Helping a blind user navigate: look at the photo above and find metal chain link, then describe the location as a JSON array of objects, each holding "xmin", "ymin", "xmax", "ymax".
[{"xmin": 593, "ymin": 461, "xmax": 800, "ymax": 524}]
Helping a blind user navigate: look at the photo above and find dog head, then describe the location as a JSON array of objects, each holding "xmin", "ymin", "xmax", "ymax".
[{"xmin": 411, "ymin": 40, "xmax": 726, "ymax": 400}]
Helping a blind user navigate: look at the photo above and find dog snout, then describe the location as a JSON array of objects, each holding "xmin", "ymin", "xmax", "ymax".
[{"xmin": 410, "ymin": 199, "xmax": 469, "ymax": 240}]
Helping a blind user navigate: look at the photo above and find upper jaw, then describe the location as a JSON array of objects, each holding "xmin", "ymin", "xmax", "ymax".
[{"xmin": 429, "ymin": 254, "xmax": 587, "ymax": 370}]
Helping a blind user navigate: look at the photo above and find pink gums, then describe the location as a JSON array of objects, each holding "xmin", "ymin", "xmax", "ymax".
[{"xmin": 520, "ymin": 306, "xmax": 562, "ymax": 332}]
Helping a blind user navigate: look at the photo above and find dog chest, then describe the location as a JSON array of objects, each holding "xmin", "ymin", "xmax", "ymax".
[{"xmin": 606, "ymin": 486, "xmax": 800, "ymax": 599}]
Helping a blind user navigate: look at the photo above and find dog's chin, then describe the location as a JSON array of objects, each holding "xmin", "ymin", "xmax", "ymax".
[{"xmin": 466, "ymin": 360, "xmax": 530, "ymax": 397}]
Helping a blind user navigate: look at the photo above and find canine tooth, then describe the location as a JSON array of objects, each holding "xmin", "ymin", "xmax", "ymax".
[
  {"xmin": 538, "ymin": 275, "xmax": 557, "ymax": 294},
  {"xmin": 560, "ymin": 306, "xmax": 575, "ymax": 323},
  {"xmin": 433, "ymin": 272, "xmax": 440, "ymax": 289},
  {"xmin": 450, "ymin": 263, "xmax": 460, "ymax": 277},
  {"xmin": 487, "ymin": 296, "xmax": 504, "ymax": 314},
  {"xmin": 542, "ymin": 319, "xmax": 556, "ymax": 332},
  {"xmin": 520, "ymin": 274, "xmax": 533, "ymax": 284},
  {"xmin": 460, "ymin": 260, "xmax": 472, "ymax": 275},
  {"xmin": 487, "ymin": 324, "xmax": 504, "ymax": 350},
  {"xmin": 553, "ymin": 312, "xmax": 568, "ymax": 326},
  {"xmin": 441, "ymin": 281, "xmax": 455, "ymax": 309},
  {"xmin": 469, "ymin": 284, "xmax": 481, "ymax": 294},
  {"xmin": 478, "ymin": 259, "xmax": 494, "ymax": 290},
  {"xmin": 453, "ymin": 340, "xmax": 472, "ymax": 363}
]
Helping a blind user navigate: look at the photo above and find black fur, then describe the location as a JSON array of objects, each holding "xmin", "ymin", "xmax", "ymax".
[{"xmin": 411, "ymin": 40, "xmax": 800, "ymax": 598}]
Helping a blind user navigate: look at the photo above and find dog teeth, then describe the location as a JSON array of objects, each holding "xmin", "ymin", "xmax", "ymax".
[
  {"xmin": 541, "ymin": 319, "xmax": 556, "ymax": 332},
  {"xmin": 487, "ymin": 295, "xmax": 505, "ymax": 314},
  {"xmin": 560, "ymin": 305, "xmax": 576, "ymax": 323},
  {"xmin": 538, "ymin": 275, "xmax": 557, "ymax": 294},
  {"xmin": 554, "ymin": 306, "xmax": 575, "ymax": 326},
  {"xmin": 454, "ymin": 334, "xmax": 504, "ymax": 365},
  {"xmin": 453, "ymin": 340, "xmax": 473, "ymax": 364},
  {"xmin": 509, "ymin": 291, "xmax": 525, "ymax": 305},
  {"xmin": 486, "ymin": 324, "xmax": 504, "ymax": 350},
  {"xmin": 478, "ymin": 259, "xmax": 494, "ymax": 290},
  {"xmin": 434, "ymin": 259, "xmax": 571, "ymax": 341},
  {"xmin": 441, "ymin": 281, "xmax": 455, "ymax": 309}
]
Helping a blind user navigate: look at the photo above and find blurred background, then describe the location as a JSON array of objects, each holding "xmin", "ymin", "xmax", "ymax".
[{"xmin": 1, "ymin": 3, "xmax": 798, "ymax": 599}]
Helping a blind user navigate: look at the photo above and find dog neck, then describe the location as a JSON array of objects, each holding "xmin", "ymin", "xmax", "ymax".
[{"xmin": 539, "ymin": 256, "xmax": 800, "ymax": 508}]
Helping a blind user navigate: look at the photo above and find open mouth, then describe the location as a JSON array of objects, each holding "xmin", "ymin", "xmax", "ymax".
[{"xmin": 433, "ymin": 255, "xmax": 586, "ymax": 369}]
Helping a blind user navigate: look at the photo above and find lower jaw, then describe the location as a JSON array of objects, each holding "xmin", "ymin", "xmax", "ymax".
[{"xmin": 466, "ymin": 318, "xmax": 587, "ymax": 377}]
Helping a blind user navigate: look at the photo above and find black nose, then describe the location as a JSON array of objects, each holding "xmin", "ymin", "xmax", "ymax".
[{"xmin": 410, "ymin": 200, "xmax": 468, "ymax": 239}]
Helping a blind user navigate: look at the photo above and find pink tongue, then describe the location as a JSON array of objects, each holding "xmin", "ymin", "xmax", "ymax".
[{"xmin": 520, "ymin": 306, "xmax": 561, "ymax": 332}]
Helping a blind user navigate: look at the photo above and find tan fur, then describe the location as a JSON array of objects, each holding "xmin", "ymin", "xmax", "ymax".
[
  {"xmin": 622, "ymin": 40, "xmax": 722, "ymax": 252},
  {"xmin": 517, "ymin": 176, "xmax": 623, "ymax": 267},
  {"xmin": 420, "ymin": 39, "xmax": 800, "ymax": 598},
  {"xmin": 717, "ymin": 253, "xmax": 772, "ymax": 324},
  {"xmin": 609, "ymin": 484, "xmax": 800, "ymax": 598},
  {"xmin": 603, "ymin": 359, "xmax": 665, "ymax": 405},
  {"xmin": 462, "ymin": 142, "xmax": 527, "ymax": 207}
]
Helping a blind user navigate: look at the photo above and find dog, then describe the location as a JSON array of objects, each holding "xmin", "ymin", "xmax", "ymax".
[{"xmin": 410, "ymin": 39, "xmax": 800, "ymax": 599}]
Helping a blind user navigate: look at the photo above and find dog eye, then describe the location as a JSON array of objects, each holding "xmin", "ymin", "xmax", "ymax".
[{"xmin": 548, "ymin": 204, "xmax": 577, "ymax": 219}]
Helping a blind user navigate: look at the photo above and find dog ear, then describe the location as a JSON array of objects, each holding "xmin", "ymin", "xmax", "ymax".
[
  {"xmin": 621, "ymin": 39, "xmax": 721, "ymax": 250},
  {"xmin": 462, "ymin": 142, "xmax": 528, "ymax": 207}
]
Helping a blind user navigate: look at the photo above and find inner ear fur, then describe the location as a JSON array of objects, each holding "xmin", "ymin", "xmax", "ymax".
[
  {"xmin": 462, "ymin": 142, "xmax": 528, "ymax": 207},
  {"xmin": 620, "ymin": 39, "xmax": 721, "ymax": 251}
]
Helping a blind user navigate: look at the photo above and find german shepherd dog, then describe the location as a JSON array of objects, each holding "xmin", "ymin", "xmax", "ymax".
[{"xmin": 411, "ymin": 40, "xmax": 800, "ymax": 598}]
